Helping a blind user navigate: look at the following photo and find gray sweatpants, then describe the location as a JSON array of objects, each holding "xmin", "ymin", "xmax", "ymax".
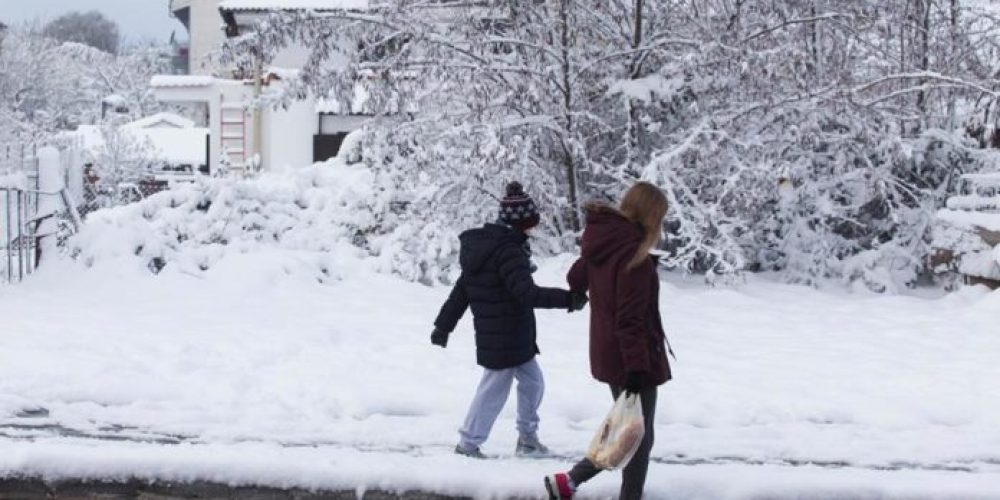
[
  {"xmin": 568, "ymin": 385, "xmax": 658, "ymax": 500},
  {"xmin": 458, "ymin": 357, "xmax": 544, "ymax": 450}
]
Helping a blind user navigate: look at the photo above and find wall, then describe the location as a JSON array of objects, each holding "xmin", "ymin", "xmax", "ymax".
[
  {"xmin": 262, "ymin": 94, "xmax": 317, "ymax": 170},
  {"xmin": 187, "ymin": 0, "xmax": 227, "ymax": 76}
]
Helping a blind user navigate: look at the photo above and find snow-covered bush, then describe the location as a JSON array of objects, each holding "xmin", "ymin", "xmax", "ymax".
[
  {"xmin": 69, "ymin": 158, "xmax": 381, "ymax": 279},
  {"xmin": 69, "ymin": 138, "xmax": 543, "ymax": 284}
]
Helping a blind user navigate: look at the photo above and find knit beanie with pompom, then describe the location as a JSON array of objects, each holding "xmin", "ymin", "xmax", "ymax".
[{"xmin": 498, "ymin": 181, "xmax": 540, "ymax": 231}]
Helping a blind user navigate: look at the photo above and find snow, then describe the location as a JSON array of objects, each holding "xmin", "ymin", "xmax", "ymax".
[
  {"xmin": 936, "ymin": 208, "xmax": 1000, "ymax": 232},
  {"xmin": 149, "ymin": 76, "xmax": 216, "ymax": 88},
  {"xmin": 945, "ymin": 194, "xmax": 1000, "ymax": 212},
  {"xmin": 958, "ymin": 250, "xmax": 1000, "ymax": 279},
  {"xmin": 0, "ymin": 172, "xmax": 26, "ymax": 190},
  {"xmin": 606, "ymin": 75, "xmax": 682, "ymax": 103},
  {"xmin": 1, "ymin": 254, "xmax": 999, "ymax": 498},
  {"xmin": 101, "ymin": 94, "xmax": 128, "ymax": 107},
  {"xmin": 316, "ymin": 83, "xmax": 373, "ymax": 115},
  {"xmin": 141, "ymin": 128, "xmax": 209, "ymax": 166},
  {"xmin": 218, "ymin": 0, "xmax": 372, "ymax": 11},
  {"xmin": 2, "ymin": 162, "xmax": 1000, "ymax": 497},
  {"xmin": 962, "ymin": 171, "xmax": 1000, "ymax": 188},
  {"xmin": 72, "ymin": 120, "xmax": 209, "ymax": 167}
]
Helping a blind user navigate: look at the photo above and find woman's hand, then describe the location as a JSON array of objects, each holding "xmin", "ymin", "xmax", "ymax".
[
  {"xmin": 624, "ymin": 371, "xmax": 645, "ymax": 395},
  {"xmin": 569, "ymin": 290, "xmax": 589, "ymax": 312}
]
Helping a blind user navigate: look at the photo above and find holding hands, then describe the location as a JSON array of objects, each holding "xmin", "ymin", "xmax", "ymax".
[{"xmin": 569, "ymin": 290, "xmax": 588, "ymax": 312}]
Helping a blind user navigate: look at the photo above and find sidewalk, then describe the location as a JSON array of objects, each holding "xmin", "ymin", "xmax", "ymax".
[{"xmin": 0, "ymin": 478, "xmax": 469, "ymax": 500}]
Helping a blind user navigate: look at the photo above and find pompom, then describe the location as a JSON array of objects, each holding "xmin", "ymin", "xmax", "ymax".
[{"xmin": 506, "ymin": 181, "xmax": 525, "ymax": 197}]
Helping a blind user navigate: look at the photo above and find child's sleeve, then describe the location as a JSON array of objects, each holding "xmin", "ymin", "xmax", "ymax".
[
  {"xmin": 497, "ymin": 246, "xmax": 572, "ymax": 309},
  {"xmin": 433, "ymin": 275, "xmax": 469, "ymax": 333}
]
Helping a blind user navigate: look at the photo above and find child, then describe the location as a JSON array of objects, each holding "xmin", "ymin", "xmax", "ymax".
[{"xmin": 432, "ymin": 181, "xmax": 588, "ymax": 458}]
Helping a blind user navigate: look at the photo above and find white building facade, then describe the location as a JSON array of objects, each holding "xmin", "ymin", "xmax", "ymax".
[{"xmin": 161, "ymin": 0, "xmax": 375, "ymax": 176}]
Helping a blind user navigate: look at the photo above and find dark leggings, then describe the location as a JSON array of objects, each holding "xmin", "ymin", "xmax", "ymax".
[{"xmin": 568, "ymin": 385, "xmax": 658, "ymax": 500}]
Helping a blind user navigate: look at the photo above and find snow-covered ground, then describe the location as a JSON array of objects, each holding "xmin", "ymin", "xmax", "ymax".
[{"xmin": 1, "ymin": 253, "xmax": 999, "ymax": 499}]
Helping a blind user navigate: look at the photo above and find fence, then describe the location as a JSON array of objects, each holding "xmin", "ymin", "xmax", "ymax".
[
  {"xmin": 1, "ymin": 144, "xmax": 38, "ymax": 284},
  {"xmin": 1, "ymin": 138, "xmax": 173, "ymax": 284},
  {"xmin": 1, "ymin": 187, "xmax": 37, "ymax": 284},
  {"xmin": 1, "ymin": 144, "xmax": 86, "ymax": 285}
]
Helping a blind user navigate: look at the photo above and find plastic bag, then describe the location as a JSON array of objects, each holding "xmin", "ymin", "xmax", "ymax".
[{"xmin": 586, "ymin": 392, "xmax": 646, "ymax": 470}]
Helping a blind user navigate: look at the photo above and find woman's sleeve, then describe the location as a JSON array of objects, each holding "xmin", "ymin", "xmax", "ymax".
[{"xmin": 567, "ymin": 257, "xmax": 589, "ymax": 291}]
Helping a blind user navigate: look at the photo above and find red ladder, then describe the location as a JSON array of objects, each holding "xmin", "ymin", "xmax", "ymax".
[{"xmin": 220, "ymin": 104, "xmax": 247, "ymax": 173}]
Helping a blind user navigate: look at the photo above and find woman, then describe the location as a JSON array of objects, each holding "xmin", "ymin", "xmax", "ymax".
[{"xmin": 545, "ymin": 182, "xmax": 672, "ymax": 500}]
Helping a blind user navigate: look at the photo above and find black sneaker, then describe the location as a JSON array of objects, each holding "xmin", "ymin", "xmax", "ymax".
[{"xmin": 454, "ymin": 444, "xmax": 488, "ymax": 459}]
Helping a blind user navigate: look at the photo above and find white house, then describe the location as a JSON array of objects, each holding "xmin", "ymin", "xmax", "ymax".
[
  {"xmin": 168, "ymin": 0, "xmax": 229, "ymax": 76},
  {"xmin": 159, "ymin": 0, "xmax": 379, "ymax": 176}
]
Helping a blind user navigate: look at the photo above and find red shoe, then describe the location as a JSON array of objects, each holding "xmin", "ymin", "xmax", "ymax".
[{"xmin": 544, "ymin": 473, "xmax": 574, "ymax": 499}]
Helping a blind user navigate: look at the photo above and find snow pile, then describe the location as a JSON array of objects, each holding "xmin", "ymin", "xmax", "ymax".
[
  {"xmin": 606, "ymin": 74, "xmax": 684, "ymax": 103},
  {"xmin": 68, "ymin": 156, "xmax": 464, "ymax": 283},
  {"xmin": 70, "ymin": 162, "xmax": 371, "ymax": 278},
  {"xmin": 937, "ymin": 208, "xmax": 1000, "ymax": 232},
  {"xmin": 932, "ymin": 208, "xmax": 1000, "ymax": 279},
  {"xmin": 960, "ymin": 250, "xmax": 1000, "ymax": 279},
  {"xmin": 946, "ymin": 194, "xmax": 1000, "ymax": 212}
]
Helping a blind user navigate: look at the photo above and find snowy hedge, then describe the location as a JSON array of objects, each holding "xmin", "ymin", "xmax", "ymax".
[{"xmin": 68, "ymin": 153, "xmax": 476, "ymax": 284}]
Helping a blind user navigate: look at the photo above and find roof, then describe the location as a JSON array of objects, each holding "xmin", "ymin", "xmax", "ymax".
[
  {"xmin": 123, "ymin": 112, "xmax": 196, "ymax": 130},
  {"xmin": 218, "ymin": 0, "xmax": 373, "ymax": 11},
  {"xmin": 150, "ymin": 75, "xmax": 216, "ymax": 88}
]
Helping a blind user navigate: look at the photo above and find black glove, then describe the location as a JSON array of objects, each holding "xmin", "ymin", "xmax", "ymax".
[
  {"xmin": 568, "ymin": 290, "xmax": 589, "ymax": 312},
  {"xmin": 624, "ymin": 371, "xmax": 645, "ymax": 395},
  {"xmin": 431, "ymin": 327, "xmax": 450, "ymax": 348}
]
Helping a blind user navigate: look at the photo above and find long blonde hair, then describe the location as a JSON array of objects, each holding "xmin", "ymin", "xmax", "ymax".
[{"xmin": 619, "ymin": 182, "xmax": 668, "ymax": 270}]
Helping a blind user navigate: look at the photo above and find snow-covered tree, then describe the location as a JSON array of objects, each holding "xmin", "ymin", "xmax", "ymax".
[
  {"xmin": 0, "ymin": 25, "xmax": 168, "ymax": 153},
  {"xmin": 42, "ymin": 10, "xmax": 120, "ymax": 55},
  {"xmin": 223, "ymin": 0, "xmax": 1000, "ymax": 289}
]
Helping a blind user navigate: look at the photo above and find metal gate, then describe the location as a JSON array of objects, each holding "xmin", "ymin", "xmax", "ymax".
[{"xmin": 1, "ymin": 187, "xmax": 36, "ymax": 284}]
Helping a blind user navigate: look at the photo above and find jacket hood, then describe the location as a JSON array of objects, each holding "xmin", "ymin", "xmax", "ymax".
[
  {"xmin": 580, "ymin": 205, "xmax": 642, "ymax": 265},
  {"xmin": 459, "ymin": 223, "xmax": 526, "ymax": 274}
]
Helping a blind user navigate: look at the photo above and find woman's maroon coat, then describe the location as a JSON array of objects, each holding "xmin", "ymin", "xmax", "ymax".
[{"xmin": 567, "ymin": 208, "xmax": 671, "ymax": 388}]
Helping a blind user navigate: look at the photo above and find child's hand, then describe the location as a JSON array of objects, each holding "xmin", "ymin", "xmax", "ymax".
[
  {"xmin": 431, "ymin": 327, "xmax": 450, "ymax": 347},
  {"xmin": 569, "ymin": 290, "xmax": 589, "ymax": 312}
]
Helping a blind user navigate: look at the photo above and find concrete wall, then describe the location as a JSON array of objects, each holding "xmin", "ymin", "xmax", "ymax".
[
  {"xmin": 262, "ymin": 94, "xmax": 318, "ymax": 170},
  {"xmin": 184, "ymin": 0, "xmax": 227, "ymax": 76}
]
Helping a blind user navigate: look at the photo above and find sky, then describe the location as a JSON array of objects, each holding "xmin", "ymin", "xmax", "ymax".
[{"xmin": 0, "ymin": 0, "xmax": 185, "ymax": 43}]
